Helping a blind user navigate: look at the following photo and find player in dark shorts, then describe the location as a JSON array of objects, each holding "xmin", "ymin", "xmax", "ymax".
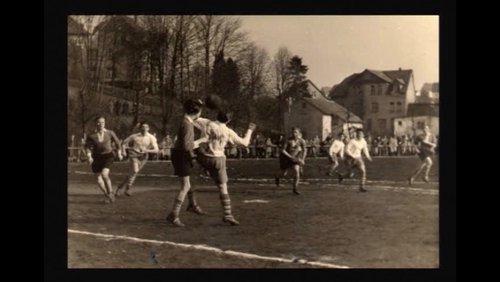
[
  {"xmin": 408, "ymin": 125, "xmax": 437, "ymax": 185},
  {"xmin": 275, "ymin": 127, "xmax": 308, "ymax": 195},
  {"xmin": 84, "ymin": 116, "xmax": 123, "ymax": 203},
  {"xmin": 166, "ymin": 99, "xmax": 207, "ymax": 227}
]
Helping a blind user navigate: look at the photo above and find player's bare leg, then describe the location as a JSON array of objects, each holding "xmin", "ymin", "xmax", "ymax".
[
  {"xmin": 423, "ymin": 157, "xmax": 433, "ymax": 183},
  {"xmin": 358, "ymin": 162, "xmax": 367, "ymax": 192},
  {"xmin": 101, "ymin": 168, "xmax": 115, "ymax": 202},
  {"xmin": 166, "ymin": 176, "xmax": 191, "ymax": 227},
  {"xmin": 186, "ymin": 187, "xmax": 206, "ymax": 215},
  {"xmin": 292, "ymin": 165, "xmax": 301, "ymax": 195},
  {"xmin": 409, "ymin": 160, "xmax": 428, "ymax": 185},
  {"xmin": 275, "ymin": 169, "xmax": 287, "ymax": 187},
  {"xmin": 96, "ymin": 174, "xmax": 109, "ymax": 202}
]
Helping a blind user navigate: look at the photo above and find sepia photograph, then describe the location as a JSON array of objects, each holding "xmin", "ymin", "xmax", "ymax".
[{"xmin": 65, "ymin": 15, "xmax": 440, "ymax": 269}]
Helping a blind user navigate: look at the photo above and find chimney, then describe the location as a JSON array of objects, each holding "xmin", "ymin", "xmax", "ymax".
[{"xmin": 398, "ymin": 67, "xmax": 402, "ymax": 71}]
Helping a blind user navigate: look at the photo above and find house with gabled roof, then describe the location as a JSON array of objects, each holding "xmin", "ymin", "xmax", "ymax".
[
  {"xmin": 329, "ymin": 68, "xmax": 417, "ymax": 136},
  {"xmin": 283, "ymin": 80, "xmax": 362, "ymax": 140}
]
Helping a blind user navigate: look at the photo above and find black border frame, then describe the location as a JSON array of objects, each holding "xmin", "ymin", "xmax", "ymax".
[{"xmin": 44, "ymin": 1, "xmax": 456, "ymax": 281}]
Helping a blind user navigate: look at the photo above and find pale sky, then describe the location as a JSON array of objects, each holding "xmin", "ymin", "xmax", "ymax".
[{"xmin": 238, "ymin": 16, "xmax": 439, "ymax": 90}]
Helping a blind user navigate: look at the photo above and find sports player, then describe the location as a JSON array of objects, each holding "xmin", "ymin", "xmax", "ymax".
[
  {"xmin": 275, "ymin": 127, "xmax": 308, "ymax": 195},
  {"xmin": 166, "ymin": 99, "xmax": 207, "ymax": 227},
  {"xmin": 84, "ymin": 116, "xmax": 123, "ymax": 203},
  {"xmin": 194, "ymin": 111, "xmax": 256, "ymax": 226},
  {"xmin": 326, "ymin": 132, "xmax": 346, "ymax": 178},
  {"xmin": 115, "ymin": 121, "xmax": 159, "ymax": 197},
  {"xmin": 344, "ymin": 128, "xmax": 372, "ymax": 192},
  {"xmin": 408, "ymin": 125, "xmax": 437, "ymax": 185}
]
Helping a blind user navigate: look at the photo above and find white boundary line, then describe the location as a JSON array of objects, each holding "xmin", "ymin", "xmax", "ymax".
[
  {"xmin": 71, "ymin": 170, "xmax": 438, "ymax": 185},
  {"xmin": 68, "ymin": 229, "xmax": 349, "ymax": 269}
]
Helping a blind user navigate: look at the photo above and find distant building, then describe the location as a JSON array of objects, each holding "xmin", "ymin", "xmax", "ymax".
[
  {"xmin": 329, "ymin": 68, "xmax": 417, "ymax": 136},
  {"xmin": 393, "ymin": 116, "xmax": 439, "ymax": 137},
  {"xmin": 395, "ymin": 82, "xmax": 439, "ymax": 137},
  {"xmin": 284, "ymin": 80, "xmax": 362, "ymax": 140},
  {"xmin": 416, "ymin": 82, "xmax": 439, "ymax": 104}
]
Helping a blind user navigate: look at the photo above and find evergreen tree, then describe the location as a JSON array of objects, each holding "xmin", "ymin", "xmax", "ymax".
[{"xmin": 283, "ymin": 55, "xmax": 310, "ymax": 99}]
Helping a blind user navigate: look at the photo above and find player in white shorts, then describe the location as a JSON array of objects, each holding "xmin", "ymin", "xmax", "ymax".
[
  {"xmin": 326, "ymin": 132, "xmax": 346, "ymax": 179},
  {"xmin": 344, "ymin": 128, "xmax": 372, "ymax": 192},
  {"xmin": 116, "ymin": 121, "xmax": 159, "ymax": 196}
]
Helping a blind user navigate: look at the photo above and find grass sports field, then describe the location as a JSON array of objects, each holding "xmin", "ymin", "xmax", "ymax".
[{"xmin": 68, "ymin": 156, "xmax": 439, "ymax": 268}]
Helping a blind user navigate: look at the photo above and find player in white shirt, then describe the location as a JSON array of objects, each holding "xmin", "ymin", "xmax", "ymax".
[
  {"xmin": 344, "ymin": 128, "xmax": 372, "ymax": 192},
  {"xmin": 116, "ymin": 121, "xmax": 159, "ymax": 196},
  {"xmin": 193, "ymin": 111, "xmax": 256, "ymax": 226},
  {"xmin": 408, "ymin": 125, "xmax": 437, "ymax": 185},
  {"xmin": 326, "ymin": 132, "xmax": 346, "ymax": 179}
]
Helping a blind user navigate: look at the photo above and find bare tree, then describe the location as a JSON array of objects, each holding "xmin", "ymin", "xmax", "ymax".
[
  {"xmin": 273, "ymin": 46, "xmax": 293, "ymax": 98},
  {"xmin": 239, "ymin": 42, "xmax": 271, "ymax": 99},
  {"xmin": 272, "ymin": 46, "xmax": 293, "ymax": 131},
  {"xmin": 68, "ymin": 15, "xmax": 110, "ymax": 135},
  {"xmin": 140, "ymin": 16, "xmax": 174, "ymax": 134},
  {"xmin": 194, "ymin": 16, "xmax": 223, "ymax": 95}
]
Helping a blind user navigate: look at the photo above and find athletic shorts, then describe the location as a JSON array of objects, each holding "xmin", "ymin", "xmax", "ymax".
[
  {"xmin": 418, "ymin": 148, "xmax": 434, "ymax": 161},
  {"xmin": 171, "ymin": 149, "xmax": 193, "ymax": 177},
  {"xmin": 345, "ymin": 156, "xmax": 364, "ymax": 169},
  {"xmin": 196, "ymin": 154, "xmax": 228, "ymax": 184},
  {"xmin": 279, "ymin": 153, "xmax": 300, "ymax": 170},
  {"xmin": 328, "ymin": 154, "xmax": 339, "ymax": 164},
  {"xmin": 91, "ymin": 152, "xmax": 115, "ymax": 173},
  {"xmin": 127, "ymin": 148, "xmax": 148, "ymax": 161}
]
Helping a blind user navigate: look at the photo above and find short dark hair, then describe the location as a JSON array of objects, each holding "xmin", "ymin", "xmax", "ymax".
[
  {"xmin": 139, "ymin": 121, "xmax": 149, "ymax": 127},
  {"xmin": 356, "ymin": 128, "xmax": 364, "ymax": 133},
  {"xmin": 217, "ymin": 111, "xmax": 233, "ymax": 123},
  {"xmin": 338, "ymin": 132, "xmax": 345, "ymax": 137},
  {"xmin": 183, "ymin": 99, "xmax": 203, "ymax": 115},
  {"xmin": 94, "ymin": 116, "xmax": 105, "ymax": 122}
]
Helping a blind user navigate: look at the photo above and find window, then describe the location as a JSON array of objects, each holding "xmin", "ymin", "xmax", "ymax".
[
  {"xmin": 396, "ymin": 102, "xmax": 403, "ymax": 113},
  {"xmin": 377, "ymin": 84, "xmax": 382, "ymax": 95},
  {"xmin": 371, "ymin": 102, "xmax": 379, "ymax": 113},
  {"xmin": 370, "ymin": 85, "xmax": 375, "ymax": 95},
  {"xmin": 378, "ymin": 119, "xmax": 386, "ymax": 130},
  {"xmin": 366, "ymin": 119, "xmax": 372, "ymax": 130},
  {"xmin": 389, "ymin": 102, "xmax": 395, "ymax": 113}
]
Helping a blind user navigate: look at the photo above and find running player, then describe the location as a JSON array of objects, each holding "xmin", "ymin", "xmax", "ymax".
[
  {"xmin": 326, "ymin": 132, "xmax": 346, "ymax": 179},
  {"xmin": 275, "ymin": 127, "xmax": 308, "ymax": 195},
  {"xmin": 115, "ymin": 121, "xmax": 159, "ymax": 197},
  {"xmin": 166, "ymin": 99, "xmax": 207, "ymax": 227},
  {"xmin": 84, "ymin": 116, "xmax": 123, "ymax": 203},
  {"xmin": 344, "ymin": 128, "xmax": 372, "ymax": 192},
  {"xmin": 408, "ymin": 125, "xmax": 437, "ymax": 185},
  {"xmin": 194, "ymin": 111, "xmax": 256, "ymax": 226}
]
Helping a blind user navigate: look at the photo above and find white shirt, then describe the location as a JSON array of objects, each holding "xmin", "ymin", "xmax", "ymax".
[
  {"xmin": 122, "ymin": 132, "xmax": 159, "ymax": 153},
  {"xmin": 193, "ymin": 118, "xmax": 253, "ymax": 157},
  {"xmin": 328, "ymin": 139, "xmax": 345, "ymax": 159},
  {"xmin": 346, "ymin": 138, "xmax": 370, "ymax": 159}
]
